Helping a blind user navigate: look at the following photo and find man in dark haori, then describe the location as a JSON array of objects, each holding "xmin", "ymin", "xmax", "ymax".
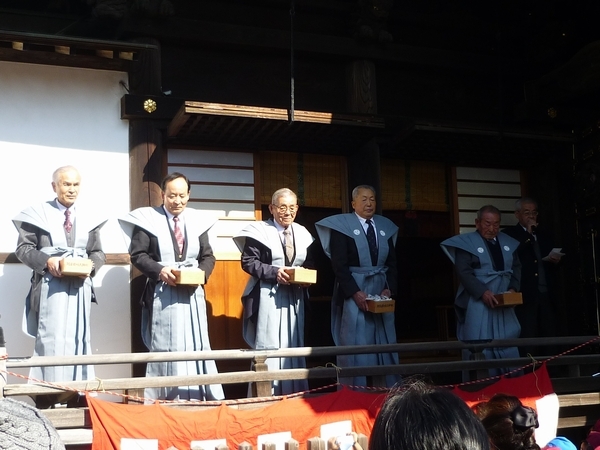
[
  {"xmin": 441, "ymin": 205, "xmax": 521, "ymax": 376},
  {"xmin": 234, "ymin": 188, "xmax": 315, "ymax": 395},
  {"xmin": 13, "ymin": 166, "xmax": 106, "ymax": 384},
  {"xmin": 503, "ymin": 197, "xmax": 562, "ymax": 356},
  {"xmin": 316, "ymin": 185, "xmax": 400, "ymax": 388},
  {"xmin": 119, "ymin": 172, "xmax": 223, "ymax": 401}
]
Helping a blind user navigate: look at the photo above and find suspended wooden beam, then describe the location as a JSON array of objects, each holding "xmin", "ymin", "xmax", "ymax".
[
  {"xmin": 96, "ymin": 49, "xmax": 113, "ymax": 59},
  {"xmin": 168, "ymin": 101, "xmax": 385, "ymax": 137},
  {"xmin": 55, "ymin": 45, "xmax": 70, "ymax": 55}
]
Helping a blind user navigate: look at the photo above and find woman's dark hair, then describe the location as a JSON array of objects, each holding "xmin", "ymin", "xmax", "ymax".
[
  {"xmin": 473, "ymin": 393, "xmax": 540, "ymax": 450},
  {"xmin": 370, "ymin": 380, "xmax": 490, "ymax": 450}
]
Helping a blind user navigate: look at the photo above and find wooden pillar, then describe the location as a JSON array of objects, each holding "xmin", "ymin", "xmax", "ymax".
[
  {"xmin": 251, "ymin": 354, "xmax": 272, "ymax": 398},
  {"xmin": 127, "ymin": 39, "xmax": 164, "ymax": 376},
  {"xmin": 307, "ymin": 438, "xmax": 326, "ymax": 450},
  {"xmin": 285, "ymin": 440, "xmax": 300, "ymax": 450},
  {"xmin": 347, "ymin": 138, "xmax": 383, "ymax": 213},
  {"xmin": 347, "ymin": 60, "xmax": 378, "ymax": 114},
  {"xmin": 128, "ymin": 37, "xmax": 164, "ymax": 210},
  {"xmin": 346, "ymin": 59, "xmax": 382, "ymax": 211},
  {"xmin": 0, "ymin": 327, "xmax": 6, "ymax": 398}
]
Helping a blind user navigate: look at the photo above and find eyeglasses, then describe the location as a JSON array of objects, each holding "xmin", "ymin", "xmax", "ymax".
[
  {"xmin": 521, "ymin": 210, "xmax": 538, "ymax": 217},
  {"xmin": 273, "ymin": 204, "xmax": 298, "ymax": 214}
]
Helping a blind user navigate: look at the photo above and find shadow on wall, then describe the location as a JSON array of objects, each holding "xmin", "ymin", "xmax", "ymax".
[{"xmin": 0, "ymin": 263, "xmax": 132, "ymax": 383}]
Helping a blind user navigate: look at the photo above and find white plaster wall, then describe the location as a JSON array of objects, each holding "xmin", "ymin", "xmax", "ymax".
[{"xmin": 0, "ymin": 61, "xmax": 132, "ymax": 385}]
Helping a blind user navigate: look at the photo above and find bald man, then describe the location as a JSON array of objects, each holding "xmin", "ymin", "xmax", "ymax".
[{"xmin": 13, "ymin": 166, "xmax": 106, "ymax": 387}]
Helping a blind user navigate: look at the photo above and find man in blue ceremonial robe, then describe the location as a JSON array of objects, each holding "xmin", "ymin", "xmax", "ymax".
[
  {"xmin": 13, "ymin": 166, "xmax": 106, "ymax": 387},
  {"xmin": 315, "ymin": 185, "xmax": 400, "ymax": 388},
  {"xmin": 234, "ymin": 188, "xmax": 315, "ymax": 395},
  {"xmin": 441, "ymin": 205, "xmax": 521, "ymax": 376},
  {"xmin": 119, "ymin": 172, "xmax": 224, "ymax": 401}
]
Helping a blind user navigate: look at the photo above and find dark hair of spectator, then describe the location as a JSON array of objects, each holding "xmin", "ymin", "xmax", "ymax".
[
  {"xmin": 370, "ymin": 380, "xmax": 490, "ymax": 450},
  {"xmin": 473, "ymin": 393, "xmax": 540, "ymax": 450}
]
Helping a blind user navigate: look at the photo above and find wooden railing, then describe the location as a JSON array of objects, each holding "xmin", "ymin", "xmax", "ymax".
[{"xmin": 2, "ymin": 336, "xmax": 600, "ymax": 447}]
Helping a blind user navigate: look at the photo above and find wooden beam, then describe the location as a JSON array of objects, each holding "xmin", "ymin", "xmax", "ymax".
[
  {"xmin": 0, "ymin": 31, "xmax": 154, "ymax": 70},
  {"xmin": 0, "ymin": 30, "xmax": 156, "ymax": 53},
  {"xmin": 95, "ymin": 49, "xmax": 113, "ymax": 59},
  {"xmin": 120, "ymin": 17, "xmax": 506, "ymax": 72},
  {"xmin": 0, "ymin": 46, "xmax": 131, "ymax": 71},
  {"xmin": 167, "ymin": 101, "xmax": 384, "ymax": 142},
  {"xmin": 54, "ymin": 45, "xmax": 70, "ymax": 55},
  {"xmin": 0, "ymin": 253, "xmax": 129, "ymax": 265},
  {"xmin": 121, "ymin": 94, "xmax": 183, "ymax": 121}
]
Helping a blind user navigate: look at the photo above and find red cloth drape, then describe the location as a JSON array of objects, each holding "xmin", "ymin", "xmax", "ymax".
[
  {"xmin": 452, "ymin": 363, "xmax": 554, "ymax": 410},
  {"xmin": 88, "ymin": 365, "xmax": 554, "ymax": 450},
  {"xmin": 88, "ymin": 387, "xmax": 385, "ymax": 450}
]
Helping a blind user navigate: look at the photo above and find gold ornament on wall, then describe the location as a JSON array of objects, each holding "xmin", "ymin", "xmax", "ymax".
[{"xmin": 143, "ymin": 99, "xmax": 157, "ymax": 113}]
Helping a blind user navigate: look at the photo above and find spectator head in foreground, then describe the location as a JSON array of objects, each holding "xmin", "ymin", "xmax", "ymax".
[
  {"xmin": 580, "ymin": 418, "xmax": 600, "ymax": 450},
  {"xmin": 370, "ymin": 380, "xmax": 490, "ymax": 450},
  {"xmin": 473, "ymin": 393, "xmax": 540, "ymax": 450},
  {"xmin": 0, "ymin": 397, "xmax": 65, "ymax": 449}
]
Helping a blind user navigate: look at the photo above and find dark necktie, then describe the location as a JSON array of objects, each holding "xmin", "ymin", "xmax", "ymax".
[
  {"xmin": 283, "ymin": 229, "xmax": 294, "ymax": 264},
  {"xmin": 486, "ymin": 238, "xmax": 504, "ymax": 270},
  {"xmin": 64, "ymin": 209, "xmax": 72, "ymax": 233},
  {"xmin": 173, "ymin": 216, "xmax": 185, "ymax": 256},
  {"xmin": 366, "ymin": 219, "xmax": 378, "ymax": 265}
]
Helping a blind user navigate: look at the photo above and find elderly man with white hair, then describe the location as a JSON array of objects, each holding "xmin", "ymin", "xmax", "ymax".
[
  {"xmin": 13, "ymin": 166, "xmax": 106, "ymax": 406},
  {"xmin": 234, "ymin": 188, "xmax": 315, "ymax": 396}
]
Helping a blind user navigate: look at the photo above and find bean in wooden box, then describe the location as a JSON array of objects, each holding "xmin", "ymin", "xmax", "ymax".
[
  {"xmin": 283, "ymin": 268, "xmax": 317, "ymax": 284},
  {"xmin": 172, "ymin": 268, "xmax": 205, "ymax": 285},
  {"xmin": 494, "ymin": 291, "xmax": 523, "ymax": 306},
  {"xmin": 59, "ymin": 257, "xmax": 93, "ymax": 276},
  {"xmin": 366, "ymin": 299, "xmax": 395, "ymax": 313}
]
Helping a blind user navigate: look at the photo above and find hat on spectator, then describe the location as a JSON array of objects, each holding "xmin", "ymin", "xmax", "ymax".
[
  {"xmin": 0, "ymin": 397, "xmax": 65, "ymax": 449},
  {"xmin": 542, "ymin": 436, "xmax": 577, "ymax": 450}
]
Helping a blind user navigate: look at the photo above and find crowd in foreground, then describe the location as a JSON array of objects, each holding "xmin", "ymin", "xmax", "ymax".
[
  {"xmin": 353, "ymin": 380, "xmax": 588, "ymax": 450},
  {"xmin": 2, "ymin": 379, "xmax": 598, "ymax": 450}
]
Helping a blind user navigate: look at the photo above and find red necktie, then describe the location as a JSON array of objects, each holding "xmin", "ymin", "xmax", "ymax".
[
  {"xmin": 64, "ymin": 209, "xmax": 72, "ymax": 233},
  {"xmin": 173, "ymin": 216, "xmax": 184, "ymax": 256}
]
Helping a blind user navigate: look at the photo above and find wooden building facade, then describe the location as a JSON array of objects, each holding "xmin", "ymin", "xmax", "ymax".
[{"xmin": 1, "ymin": 1, "xmax": 600, "ymax": 395}]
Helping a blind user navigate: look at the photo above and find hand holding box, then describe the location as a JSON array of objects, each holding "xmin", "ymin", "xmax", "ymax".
[
  {"xmin": 283, "ymin": 268, "xmax": 317, "ymax": 284},
  {"xmin": 59, "ymin": 257, "xmax": 93, "ymax": 277},
  {"xmin": 172, "ymin": 268, "xmax": 205, "ymax": 285},
  {"xmin": 493, "ymin": 291, "xmax": 523, "ymax": 306}
]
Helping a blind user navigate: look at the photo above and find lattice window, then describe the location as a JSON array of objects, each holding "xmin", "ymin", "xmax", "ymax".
[
  {"xmin": 455, "ymin": 167, "xmax": 521, "ymax": 234},
  {"xmin": 167, "ymin": 148, "xmax": 256, "ymax": 260},
  {"xmin": 259, "ymin": 151, "xmax": 344, "ymax": 209},
  {"xmin": 381, "ymin": 159, "xmax": 448, "ymax": 212},
  {"xmin": 168, "ymin": 148, "xmax": 255, "ymax": 219}
]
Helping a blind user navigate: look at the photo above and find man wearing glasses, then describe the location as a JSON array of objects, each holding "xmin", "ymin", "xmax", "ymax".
[
  {"xmin": 234, "ymin": 188, "xmax": 315, "ymax": 395},
  {"xmin": 503, "ymin": 197, "xmax": 562, "ymax": 354}
]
